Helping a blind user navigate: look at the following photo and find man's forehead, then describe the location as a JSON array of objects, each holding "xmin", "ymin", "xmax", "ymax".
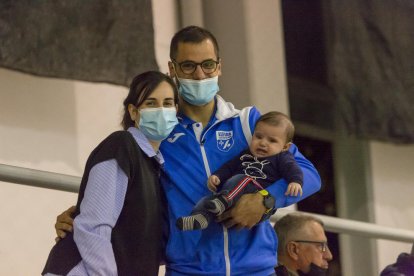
[
  {"xmin": 306, "ymin": 221, "xmax": 326, "ymax": 238},
  {"xmin": 291, "ymin": 221, "xmax": 322, "ymax": 237},
  {"xmin": 175, "ymin": 40, "xmax": 218, "ymax": 61}
]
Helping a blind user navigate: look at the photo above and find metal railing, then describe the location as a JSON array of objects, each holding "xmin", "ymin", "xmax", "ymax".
[
  {"xmin": 272, "ymin": 209, "xmax": 414, "ymax": 245},
  {"xmin": 0, "ymin": 163, "xmax": 80, "ymax": 193},
  {"xmin": 1, "ymin": 163, "xmax": 414, "ymax": 252}
]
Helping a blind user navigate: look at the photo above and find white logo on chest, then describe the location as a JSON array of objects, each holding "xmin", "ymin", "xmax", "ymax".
[
  {"xmin": 167, "ymin": 133, "xmax": 185, "ymax": 143},
  {"xmin": 216, "ymin": 130, "xmax": 234, "ymax": 152}
]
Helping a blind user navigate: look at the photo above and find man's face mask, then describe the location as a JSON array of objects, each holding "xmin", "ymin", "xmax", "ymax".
[
  {"xmin": 297, "ymin": 263, "xmax": 328, "ymax": 276},
  {"xmin": 176, "ymin": 76, "xmax": 219, "ymax": 106}
]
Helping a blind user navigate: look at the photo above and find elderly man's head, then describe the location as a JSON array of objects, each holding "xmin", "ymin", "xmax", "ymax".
[{"xmin": 274, "ymin": 213, "xmax": 333, "ymax": 275}]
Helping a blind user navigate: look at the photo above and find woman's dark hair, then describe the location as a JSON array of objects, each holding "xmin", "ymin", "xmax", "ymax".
[
  {"xmin": 121, "ymin": 71, "xmax": 178, "ymax": 130},
  {"xmin": 170, "ymin": 25, "xmax": 220, "ymax": 60}
]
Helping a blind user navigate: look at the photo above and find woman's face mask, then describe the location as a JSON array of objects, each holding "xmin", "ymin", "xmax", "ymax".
[
  {"xmin": 176, "ymin": 76, "xmax": 220, "ymax": 106},
  {"xmin": 138, "ymin": 107, "xmax": 178, "ymax": 141}
]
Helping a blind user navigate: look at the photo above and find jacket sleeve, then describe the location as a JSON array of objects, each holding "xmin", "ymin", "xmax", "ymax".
[
  {"xmin": 277, "ymin": 152, "xmax": 304, "ymax": 186},
  {"xmin": 266, "ymin": 143, "xmax": 321, "ymax": 208}
]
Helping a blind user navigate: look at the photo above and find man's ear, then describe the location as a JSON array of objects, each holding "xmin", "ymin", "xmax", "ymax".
[
  {"xmin": 283, "ymin": 142, "xmax": 292, "ymax": 152},
  {"xmin": 217, "ymin": 58, "xmax": 222, "ymax": 77},
  {"xmin": 168, "ymin": 61, "xmax": 176, "ymax": 78},
  {"xmin": 128, "ymin": 104, "xmax": 138, "ymax": 122},
  {"xmin": 287, "ymin": 242, "xmax": 300, "ymax": 261}
]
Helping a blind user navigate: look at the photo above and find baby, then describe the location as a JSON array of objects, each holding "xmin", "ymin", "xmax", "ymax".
[{"xmin": 177, "ymin": 111, "xmax": 303, "ymax": 231}]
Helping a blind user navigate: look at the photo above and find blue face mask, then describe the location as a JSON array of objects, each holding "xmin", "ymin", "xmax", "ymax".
[
  {"xmin": 177, "ymin": 76, "xmax": 219, "ymax": 106},
  {"xmin": 138, "ymin": 107, "xmax": 178, "ymax": 141}
]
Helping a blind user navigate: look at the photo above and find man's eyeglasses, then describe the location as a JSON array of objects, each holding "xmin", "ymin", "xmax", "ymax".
[
  {"xmin": 293, "ymin": 240, "xmax": 329, "ymax": 252},
  {"xmin": 172, "ymin": 59, "xmax": 219, "ymax": 75}
]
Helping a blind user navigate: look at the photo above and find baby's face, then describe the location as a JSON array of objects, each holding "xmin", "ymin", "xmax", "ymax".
[{"xmin": 249, "ymin": 122, "xmax": 289, "ymax": 158}]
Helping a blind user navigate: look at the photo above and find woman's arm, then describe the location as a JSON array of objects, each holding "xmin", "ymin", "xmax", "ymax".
[{"xmin": 73, "ymin": 159, "xmax": 128, "ymax": 275}]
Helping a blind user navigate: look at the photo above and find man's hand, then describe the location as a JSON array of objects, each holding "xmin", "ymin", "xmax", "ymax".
[
  {"xmin": 217, "ymin": 193, "xmax": 266, "ymax": 230},
  {"xmin": 54, "ymin": 205, "xmax": 76, "ymax": 242}
]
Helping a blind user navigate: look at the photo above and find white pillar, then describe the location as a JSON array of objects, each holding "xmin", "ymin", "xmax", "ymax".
[{"xmin": 201, "ymin": 0, "xmax": 289, "ymax": 114}]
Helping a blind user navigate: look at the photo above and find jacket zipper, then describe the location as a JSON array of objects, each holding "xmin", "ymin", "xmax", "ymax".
[{"xmin": 198, "ymin": 121, "xmax": 231, "ymax": 276}]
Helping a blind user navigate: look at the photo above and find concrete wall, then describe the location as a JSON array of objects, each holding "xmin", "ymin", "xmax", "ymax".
[
  {"xmin": 201, "ymin": 0, "xmax": 289, "ymax": 114},
  {"xmin": 370, "ymin": 141, "xmax": 414, "ymax": 272},
  {"xmin": 0, "ymin": 68, "xmax": 127, "ymax": 275}
]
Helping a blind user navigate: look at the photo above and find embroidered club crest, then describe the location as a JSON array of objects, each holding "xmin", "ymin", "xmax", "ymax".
[{"xmin": 216, "ymin": 130, "xmax": 234, "ymax": 152}]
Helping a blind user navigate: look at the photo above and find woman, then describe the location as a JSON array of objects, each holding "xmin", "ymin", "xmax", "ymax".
[{"xmin": 42, "ymin": 71, "xmax": 178, "ymax": 276}]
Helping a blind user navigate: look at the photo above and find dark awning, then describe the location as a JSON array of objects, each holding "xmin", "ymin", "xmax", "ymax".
[
  {"xmin": 0, "ymin": 0, "xmax": 158, "ymax": 87},
  {"xmin": 329, "ymin": 0, "xmax": 414, "ymax": 143}
]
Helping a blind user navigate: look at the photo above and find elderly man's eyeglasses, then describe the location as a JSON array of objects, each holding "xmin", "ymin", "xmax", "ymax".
[
  {"xmin": 172, "ymin": 59, "xmax": 219, "ymax": 74},
  {"xmin": 294, "ymin": 240, "xmax": 329, "ymax": 252}
]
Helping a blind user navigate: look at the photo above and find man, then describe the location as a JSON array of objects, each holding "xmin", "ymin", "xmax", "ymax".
[
  {"xmin": 273, "ymin": 213, "xmax": 333, "ymax": 276},
  {"xmin": 55, "ymin": 26, "xmax": 321, "ymax": 275}
]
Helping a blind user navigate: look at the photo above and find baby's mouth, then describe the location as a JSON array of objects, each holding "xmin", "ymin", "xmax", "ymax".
[{"xmin": 256, "ymin": 148, "xmax": 267, "ymax": 155}]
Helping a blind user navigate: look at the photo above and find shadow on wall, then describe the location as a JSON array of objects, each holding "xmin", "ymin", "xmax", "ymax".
[{"xmin": 0, "ymin": 68, "xmax": 80, "ymax": 173}]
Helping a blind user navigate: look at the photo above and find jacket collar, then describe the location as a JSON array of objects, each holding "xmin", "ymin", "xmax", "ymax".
[
  {"xmin": 214, "ymin": 95, "xmax": 240, "ymax": 120},
  {"xmin": 177, "ymin": 95, "xmax": 240, "ymax": 126}
]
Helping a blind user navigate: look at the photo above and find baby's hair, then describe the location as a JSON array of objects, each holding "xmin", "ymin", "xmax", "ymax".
[{"xmin": 255, "ymin": 111, "xmax": 295, "ymax": 143}]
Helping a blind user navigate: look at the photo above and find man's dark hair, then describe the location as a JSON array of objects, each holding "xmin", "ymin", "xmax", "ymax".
[{"xmin": 169, "ymin": 25, "xmax": 220, "ymax": 60}]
